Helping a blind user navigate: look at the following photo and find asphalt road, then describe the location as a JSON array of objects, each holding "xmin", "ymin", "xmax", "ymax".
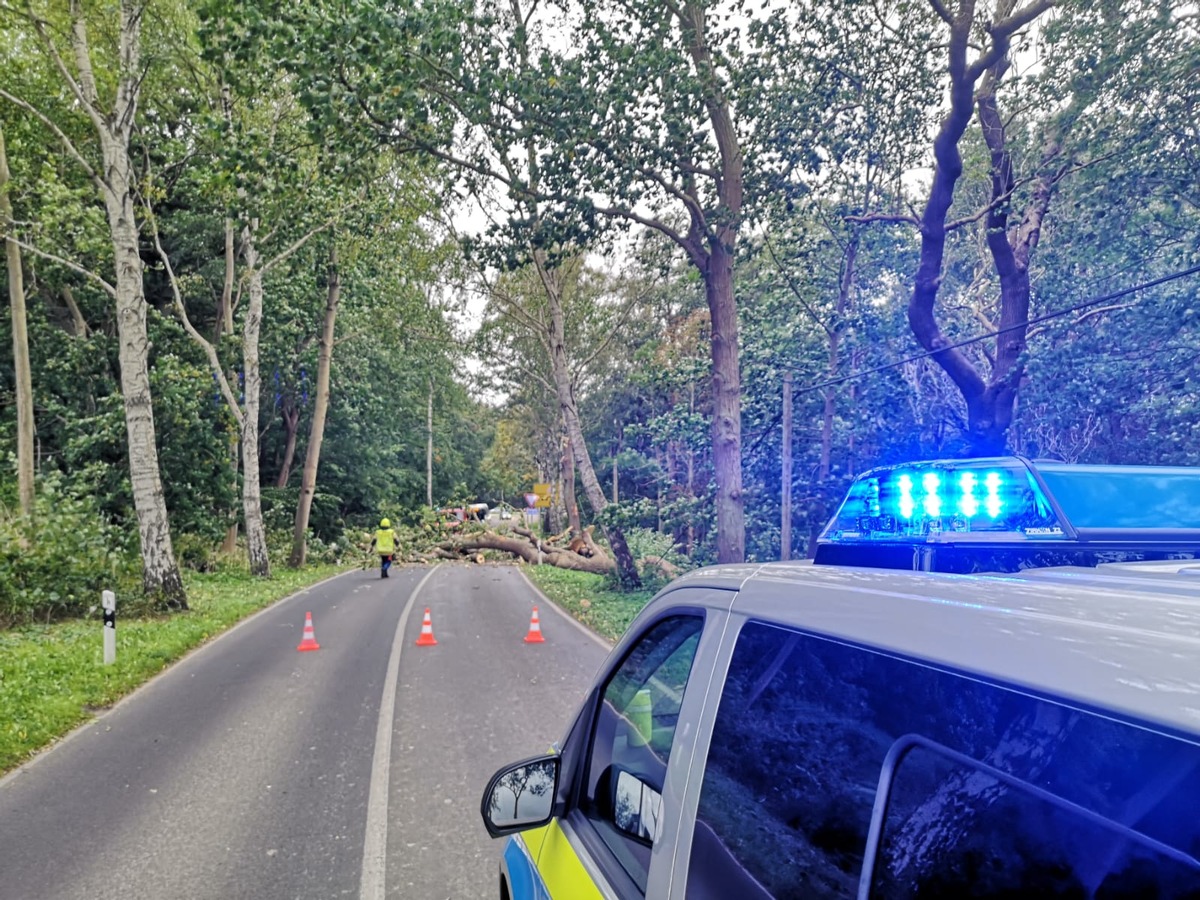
[{"xmin": 0, "ymin": 564, "xmax": 613, "ymax": 900}]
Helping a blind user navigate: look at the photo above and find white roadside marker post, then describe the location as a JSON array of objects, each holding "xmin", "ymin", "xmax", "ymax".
[{"xmin": 102, "ymin": 589, "xmax": 116, "ymax": 665}]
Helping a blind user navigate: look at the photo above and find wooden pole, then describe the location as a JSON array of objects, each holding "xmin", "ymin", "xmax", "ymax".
[
  {"xmin": 612, "ymin": 421, "xmax": 619, "ymax": 504},
  {"xmin": 426, "ymin": 376, "xmax": 434, "ymax": 509},
  {"xmin": 781, "ymin": 372, "xmax": 793, "ymax": 561},
  {"xmin": 1, "ymin": 126, "xmax": 35, "ymax": 518}
]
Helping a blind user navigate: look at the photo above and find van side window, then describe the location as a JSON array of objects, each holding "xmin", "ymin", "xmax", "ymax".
[
  {"xmin": 580, "ymin": 615, "xmax": 703, "ymax": 893},
  {"xmin": 686, "ymin": 621, "xmax": 1200, "ymax": 900}
]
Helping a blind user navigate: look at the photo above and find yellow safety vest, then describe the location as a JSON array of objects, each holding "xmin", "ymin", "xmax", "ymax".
[{"xmin": 375, "ymin": 528, "xmax": 396, "ymax": 553}]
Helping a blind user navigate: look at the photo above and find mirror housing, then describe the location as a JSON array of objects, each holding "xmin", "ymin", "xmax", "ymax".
[{"xmin": 480, "ymin": 754, "xmax": 561, "ymax": 838}]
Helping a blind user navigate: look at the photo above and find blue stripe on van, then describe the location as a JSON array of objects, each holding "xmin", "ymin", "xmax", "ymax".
[{"xmin": 503, "ymin": 835, "xmax": 552, "ymax": 900}]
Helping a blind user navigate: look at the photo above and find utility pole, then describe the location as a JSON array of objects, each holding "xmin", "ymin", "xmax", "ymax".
[
  {"xmin": 1, "ymin": 126, "xmax": 34, "ymax": 517},
  {"xmin": 426, "ymin": 376, "xmax": 434, "ymax": 509},
  {"xmin": 612, "ymin": 420, "xmax": 619, "ymax": 504},
  {"xmin": 781, "ymin": 372, "xmax": 793, "ymax": 561}
]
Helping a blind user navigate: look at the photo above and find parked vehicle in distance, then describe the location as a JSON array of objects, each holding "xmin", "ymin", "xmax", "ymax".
[{"xmin": 482, "ymin": 457, "xmax": 1200, "ymax": 898}]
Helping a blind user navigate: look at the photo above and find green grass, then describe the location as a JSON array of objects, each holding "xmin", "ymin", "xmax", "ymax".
[
  {"xmin": 0, "ymin": 563, "xmax": 347, "ymax": 776},
  {"xmin": 522, "ymin": 566, "xmax": 657, "ymax": 643}
]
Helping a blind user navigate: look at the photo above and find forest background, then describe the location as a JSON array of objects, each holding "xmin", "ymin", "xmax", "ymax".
[{"xmin": 2, "ymin": 0, "xmax": 1198, "ymax": 624}]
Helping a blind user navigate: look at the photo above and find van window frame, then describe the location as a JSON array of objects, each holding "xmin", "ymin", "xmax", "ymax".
[
  {"xmin": 683, "ymin": 617, "xmax": 1200, "ymax": 900},
  {"xmin": 563, "ymin": 607, "xmax": 709, "ymax": 899},
  {"xmin": 858, "ymin": 733, "xmax": 1200, "ymax": 898}
]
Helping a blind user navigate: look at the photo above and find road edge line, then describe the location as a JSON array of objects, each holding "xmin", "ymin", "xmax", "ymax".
[
  {"xmin": 358, "ymin": 564, "xmax": 441, "ymax": 900},
  {"xmin": 0, "ymin": 566, "xmax": 361, "ymax": 790},
  {"xmin": 514, "ymin": 568, "xmax": 614, "ymax": 651}
]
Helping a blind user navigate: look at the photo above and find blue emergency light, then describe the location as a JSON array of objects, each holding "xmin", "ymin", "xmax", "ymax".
[
  {"xmin": 817, "ymin": 456, "xmax": 1200, "ymax": 568},
  {"xmin": 820, "ymin": 458, "xmax": 1060, "ymax": 545}
]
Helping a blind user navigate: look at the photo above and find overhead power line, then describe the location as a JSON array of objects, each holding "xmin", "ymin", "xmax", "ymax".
[{"xmin": 745, "ymin": 262, "xmax": 1200, "ymax": 456}]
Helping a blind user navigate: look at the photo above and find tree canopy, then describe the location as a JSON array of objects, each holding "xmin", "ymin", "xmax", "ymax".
[{"xmin": 3, "ymin": 0, "xmax": 1198, "ymax": 616}]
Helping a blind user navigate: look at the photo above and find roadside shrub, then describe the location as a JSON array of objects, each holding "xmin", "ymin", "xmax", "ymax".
[
  {"xmin": 606, "ymin": 526, "xmax": 692, "ymax": 593},
  {"xmin": 174, "ymin": 532, "xmax": 218, "ymax": 572},
  {"xmin": 0, "ymin": 477, "xmax": 139, "ymax": 627},
  {"xmin": 260, "ymin": 486, "xmax": 299, "ymax": 533}
]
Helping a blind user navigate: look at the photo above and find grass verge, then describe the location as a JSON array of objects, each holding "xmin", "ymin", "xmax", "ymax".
[
  {"xmin": 0, "ymin": 563, "xmax": 346, "ymax": 777},
  {"xmin": 522, "ymin": 566, "xmax": 657, "ymax": 643}
]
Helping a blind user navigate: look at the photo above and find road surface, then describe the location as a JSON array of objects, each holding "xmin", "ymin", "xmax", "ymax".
[{"xmin": 0, "ymin": 564, "xmax": 613, "ymax": 900}]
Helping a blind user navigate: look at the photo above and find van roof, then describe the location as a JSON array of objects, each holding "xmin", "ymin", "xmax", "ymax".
[{"xmin": 659, "ymin": 561, "xmax": 1200, "ymax": 740}]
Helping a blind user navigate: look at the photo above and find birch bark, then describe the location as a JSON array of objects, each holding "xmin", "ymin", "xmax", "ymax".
[
  {"xmin": 64, "ymin": 0, "xmax": 184, "ymax": 604},
  {"xmin": 240, "ymin": 226, "xmax": 271, "ymax": 576}
]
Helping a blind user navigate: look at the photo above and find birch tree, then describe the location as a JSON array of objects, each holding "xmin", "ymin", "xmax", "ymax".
[
  {"xmin": 148, "ymin": 201, "xmax": 328, "ymax": 577},
  {"xmin": 1, "ymin": 0, "xmax": 185, "ymax": 604}
]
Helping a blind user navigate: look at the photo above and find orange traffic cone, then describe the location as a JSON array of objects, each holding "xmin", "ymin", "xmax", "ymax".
[
  {"xmin": 524, "ymin": 606, "xmax": 545, "ymax": 643},
  {"xmin": 415, "ymin": 607, "xmax": 438, "ymax": 646},
  {"xmin": 297, "ymin": 611, "xmax": 320, "ymax": 652}
]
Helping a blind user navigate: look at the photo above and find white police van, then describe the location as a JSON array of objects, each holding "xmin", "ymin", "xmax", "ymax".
[{"xmin": 482, "ymin": 457, "xmax": 1200, "ymax": 899}]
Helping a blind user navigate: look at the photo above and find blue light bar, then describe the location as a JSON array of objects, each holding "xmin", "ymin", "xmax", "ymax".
[{"xmin": 820, "ymin": 458, "xmax": 1063, "ymax": 545}]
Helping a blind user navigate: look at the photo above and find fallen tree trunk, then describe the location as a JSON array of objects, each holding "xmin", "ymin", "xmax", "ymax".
[{"xmin": 432, "ymin": 527, "xmax": 616, "ymax": 575}]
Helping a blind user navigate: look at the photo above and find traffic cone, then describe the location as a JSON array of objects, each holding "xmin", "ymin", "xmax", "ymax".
[
  {"xmin": 297, "ymin": 611, "xmax": 320, "ymax": 652},
  {"xmin": 415, "ymin": 607, "xmax": 438, "ymax": 646},
  {"xmin": 524, "ymin": 606, "xmax": 545, "ymax": 643}
]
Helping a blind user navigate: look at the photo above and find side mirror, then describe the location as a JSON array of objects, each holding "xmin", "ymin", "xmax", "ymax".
[
  {"xmin": 611, "ymin": 767, "xmax": 663, "ymax": 845},
  {"xmin": 480, "ymin": 754, "xmax": 560, "ymax": 838}
]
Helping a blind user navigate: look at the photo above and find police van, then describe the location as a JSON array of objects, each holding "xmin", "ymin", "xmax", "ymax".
[{"xmin": 481, "ymin": 457, "xmax": 1200, "ymax": 898}]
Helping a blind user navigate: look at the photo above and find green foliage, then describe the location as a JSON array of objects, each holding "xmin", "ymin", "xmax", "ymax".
[
  {"xmin": 4, "ymin": 0, "xmax": 1200, "ymax": 595},
  {"xmin": 0, "ymin": 475, "xmax": 139, "ymax": 628},
  {"xmin": 0, "ymin": 562, "xmax": 345, "ymax": 775},
  {"xmin": 622, "ymin": 526, "xmax": 693, "ymax": 591},
  {"xmin": 523, "ymin": 566, "xmax": 654, "ymax": 643},
  {"xmin": 259, "ymin": 485, "xmax": 350, "ymax": 565},
  {"xmin": 173, "ymin": 532, "xmax": 219, "ymax": 573}
]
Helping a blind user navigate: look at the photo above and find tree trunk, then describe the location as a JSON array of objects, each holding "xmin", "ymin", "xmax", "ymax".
[
  {"xmin": 434, "ymin": 530, "xmax": 616, "ymax": 575},
  {"xmin": 276, "ymin": 400, "xmax": 300, "ymax": 488},
  {"xmin": 821, "ymin": 233, "xmax": 858, "ymax": 482},
  {"xmin": 562, "ymin": 426, "xmax": 581, "ymax": 535},
  {"xmin": 906, "ymin": 0, "xmax": 1052, "ymax": 456},
  {"xmin": 240, "ymin": 228, "xmax": 271, "ymax": 577},
  {"xmin": 536, "ymin": 253, "xmax": 640, "ymax": 586},
  {"xmin": 1, "ymin": 126, "xmax": 35, "ymax": 518},
  {"xmin": 218, "ymin": 218, "xmax": 235, "ymax": 338},
  {"xmin": 104, "ymin": 154, "xmax": 185, "ymax": 606},
  {"xmin": 60, "ymin": 285, "xmax": 89, "ymax": 338},
  {"xmin": 221, "ymin": 439, "xmax": 239, "ymax": 554},
  {"xmin": 907, "ymin": 8, "xmax": 989, "ymax": 448},
  {"xmin": 21, "ymin": 0, "xmax": 187, "ymax": 606},
  {"xmin": 973, "ymin": 60, "xmax": 1063, "ymax": 455},
  {"xmin": 703, "ymin": 237, "xmax": 746, "ymax": 564},
  {"xmin": 95, "ymin": 57, "xmax": 184, "ymax": 604},
  {"xmin": 218, "ymin": 219, "xmax": 240, "ymax": 552},
  {"xmin": 290, "ymin": 241, "xmax": 340, "ymax": 567},
  {"xmin": 674, "ymin": 0, "xmax": 748, "ymax": 565}
]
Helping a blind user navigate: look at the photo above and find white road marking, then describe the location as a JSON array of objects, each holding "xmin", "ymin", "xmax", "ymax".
[
  {"xmin": 358, "ymin": 565, "xmax": 441, "ymax": 900},
  {"xmin": 516, "ymin": 568, "xmax": 615, "ymax": 651}
]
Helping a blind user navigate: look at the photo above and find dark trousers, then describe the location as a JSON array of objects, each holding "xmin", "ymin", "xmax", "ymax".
[{"xmin": 380, "ymin": 554, "xmax": 393, "ymax": 576}]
